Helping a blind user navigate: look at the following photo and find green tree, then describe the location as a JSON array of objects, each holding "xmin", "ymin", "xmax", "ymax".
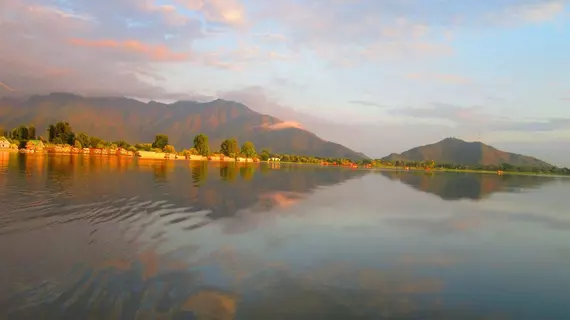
[
  {"xmin": 135, "ymin": 143, "xmax": 152, "ymax": 151},
  {"xmin": 47, "ymin": 125, "xmax": 55, "ymax": 142},
  {"xmin": 114, "ymin": 140, "xmax": 130, "ymax": 149},
  {"xmin": 75, "ymin": 132, "xmax": 90, "ymax": 148},
  {"xmin": 47, "ymin": 121, "xmax": 74, "ymax": 144},
  {"xmin": 28, "ymin": 126, "xmax": 36, "ymax": 140},
  {"xmin": 55, "ymin": 121, "xmax": 74, "ymax": 144},
  {"xmin": 19, "ymin": 125, "xmax": 29, "ymax": 140},
  {"xmin": 152, "ymin": 134, "xmax": 169, "ymax": 150},
  {"xmin": 10, "ymin": 128, "xmax": 18, "ymax": 140},
  {"xmin": 220, "ymin": 138, "xmax": 238, "ymax": 157},
  {"xmin": 193, "ymin": 133, "xmax": 210, "ymax": 156},
  {"xmin": 74, "ymin": 140, "xmax": 82, "ymax": 149},
  {"xmin": 89, "ymin": 136, "xmax": 102, "ymax": 148},
  {"xmin": 240, "ymin": 141, "xmax": 256, "ymax": 159},
  {"xmin": 163, "ymin": 145, "xmax": 176, "ymax": 154}
]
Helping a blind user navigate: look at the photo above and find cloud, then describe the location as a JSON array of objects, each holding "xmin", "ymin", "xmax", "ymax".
[
  {"xmin": 70, "ymin": 38, "xmax": 191, "ymax": 62},
  {"xmin": 490, "ymin": 118, "xmax": 570, "ymax": 132},
  {"xmin": 271, "ymin": 77, "xmax": 304, "ymax": 90},
  {"xmin": 0, "ymin": 0, "xmax": 204, "ymax": 99},
  {"xmin": 488, "ymin": 0, "xmax": 566, "ymax": 24},
  {"xmin": 391, "ymin": 103, "xmax": 484, "ymax": 124},
  {"xmin": 141, "ymin": 2, "xmax": 190, "ymax": 26},
  {"xmin": 254, "ymin": 33, "xmax": 287, "ymax": 42},
  {"xmin": 359, "ymin": 41, "xmax": 454, "ymax": 62},
  {"xmin": 177, "ymin": 0, "xmax": 247, "ymax": 26},
  {"xmin": 200, "ymin": 45, "xmax": 295, "ymax": 71},
  {"xmin": 349, "ymin": 100, "xmax": 386, "ymax": 108},
  {"xmin": 259, "ymin": 121, "xmax": 304, "ymax": 131},
  {"xmin": 406, "ymin": 73, "xmax": 471, "ymax": 85},
  {"xmin": 392, "ymin": 102, "xmax": 570, "ymax": 133}
]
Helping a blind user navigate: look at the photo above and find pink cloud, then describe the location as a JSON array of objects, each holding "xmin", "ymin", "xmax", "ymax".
[
  {"xmin": 69, "ymin": 38, "xmax": 191, "ymax": 62},
  {"xmin": 259, "ymin": 121, "xmax": 304, "ymax": 131},
  {"xmin": 177, "ymin": 0, "xmax": 247, "ymax": 26},
  {"xmin": 492, "ymin": 0, "xmax": 565, "ymax": 24},
  {"xmin": 140, "ymin": 2, "xmax": 190, "ymax": 26}
]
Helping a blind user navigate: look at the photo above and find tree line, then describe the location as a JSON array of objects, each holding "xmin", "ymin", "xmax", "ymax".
[
  {"xmin": 1, "ymin": 121, "xmax": 264, "ymax": 159},
  {"xmin": 1, "ymin": 121, "xmax": 368, "ymax": 164},
  {"xmin": 356, "ymin": 159, "xmax": 570, "ymax": 176},
  {"xmin": 7, "ymin": 121, "xmax": 566, "ymax": 175}
]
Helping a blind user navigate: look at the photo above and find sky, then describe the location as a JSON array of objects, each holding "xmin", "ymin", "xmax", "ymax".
[{"xmin": 1, "ymin": 0, "xmax": 569, "ymax": 165}]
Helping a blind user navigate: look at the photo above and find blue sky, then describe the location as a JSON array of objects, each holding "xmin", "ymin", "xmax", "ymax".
[{"xmin": 1, "ymin": 0, "xmax": 569, "ymax": 164}]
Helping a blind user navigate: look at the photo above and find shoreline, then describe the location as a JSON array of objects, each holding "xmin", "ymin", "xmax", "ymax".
[{"xmin": 7, "ymin": 152, "xmax": 569, "ymax": 177}]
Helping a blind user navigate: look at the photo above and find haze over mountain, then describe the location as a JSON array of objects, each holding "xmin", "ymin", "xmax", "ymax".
[
  {"xmin": 382, "ymin": 137, "xmax": 552, "ymax": 167},
  {"xmin": 0, "ymin": 93, "xmax": 367, "ymax": 159}
]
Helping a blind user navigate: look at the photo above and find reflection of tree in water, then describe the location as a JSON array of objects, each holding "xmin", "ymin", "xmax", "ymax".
[
  {"xmin": 190, "ymin": 161, "xmax": 208, "ymax": 185},
  {"xmin": 203, "ymin": 165, "xmax": 367, "ymax": 220},
  {"xmin": 380, "ymin": 171, "xmax": 558, "ymax": 201},
  {"xmin": 220, "ymin": 164, "xmax": 237, "ymax": 182},
  {"xmin": 239, "ymin": 165, "xmax": 255, "ymax": 181},
  {"xmin": 3, "ymin": 158, "xmax": 368, "ymax": 235},
  {"xmin": 157, "ymin": 163, "xmax": 368, "ymax": 221}
]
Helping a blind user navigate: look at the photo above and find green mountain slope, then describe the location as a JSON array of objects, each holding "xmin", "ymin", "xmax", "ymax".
[
  {"xmin": 0, "ymin": 93, "xmax": 367, "ymax": 159},
  {"xmin": 382, "ymin": 137, "xmax": 551, "ymax": 167}
]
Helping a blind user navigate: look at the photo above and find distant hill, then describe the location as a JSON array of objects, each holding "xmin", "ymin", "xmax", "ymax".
[
  {"xmin": 0, "ymin": 93, "xmax": 367, "ymax": 160},
  {"xmin": 382, "ymin": 137, "xmax": 551, "ymax": 167}
]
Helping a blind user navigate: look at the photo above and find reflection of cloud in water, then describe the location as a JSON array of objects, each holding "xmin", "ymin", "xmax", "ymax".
[
  {"xmin": 385, "ymin": 207, "xmax": 570, "ymax": 236},
  {"xmin": 397, "ymin": 253, "xmax": 460, "ymax": 267},
  {"xmin": 5, "ymin": 243, "xmax": 511, "ymax": 319},
  {"xmin": 385, "ymin": 215, "xmax": 484, "ymax": 235},
  {"xmin": 181, "ymin": 290, "xmax": 237, "ymax": 320},
  {"xmin": 219, "ymin": 191, "xmax": 305, "ymax": 235},
  {"xmin": 258, "ymin": 191, "xmax": 304, "ymax": 208}
]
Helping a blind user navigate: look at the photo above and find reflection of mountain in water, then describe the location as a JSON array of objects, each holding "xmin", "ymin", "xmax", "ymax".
[{"xmin": 379, "ymin": 170, "xmax": 559, "ymax": 201}]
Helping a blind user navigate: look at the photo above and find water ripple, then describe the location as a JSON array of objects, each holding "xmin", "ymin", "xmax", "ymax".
[{"xmin": 0, "ymin": 196, "xmax": 213, "ymax": 238}]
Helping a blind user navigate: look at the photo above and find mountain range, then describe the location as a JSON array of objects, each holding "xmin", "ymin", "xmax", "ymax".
[
  {"xmin": 382, "ymin": 137, "xmax": 551, "ymax": 167},
  {"xmin": 0, "ymin": 93, "xmax": 367, "ymax": 159},
  {"xmin": 0, "ymin": 93, "xmax": 556, "ymax": 167}
]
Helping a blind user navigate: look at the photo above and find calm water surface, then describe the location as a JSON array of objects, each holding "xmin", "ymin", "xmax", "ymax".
[{"xmin": 1, "ymin": 153, "xmax": 570, "ymax": 319}]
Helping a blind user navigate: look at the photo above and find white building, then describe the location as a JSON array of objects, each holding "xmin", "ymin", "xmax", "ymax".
[{"xmin": 0, "ymin": 137, "xmax": 11, "ymax": 149}]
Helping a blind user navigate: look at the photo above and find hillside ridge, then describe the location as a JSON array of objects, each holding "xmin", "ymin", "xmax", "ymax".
[
  {"xmin": 382, "ymin": 137, "xmax": 551, "ymax": 167},
  {"xmin": 0, "ymin": 92, "xmax": 367, "ymax": 160}
]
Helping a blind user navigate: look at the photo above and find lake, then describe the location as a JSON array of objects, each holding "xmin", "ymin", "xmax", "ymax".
[{"xmin": 1, "ymin": 153, "xmax": 570, "ymax": 319}]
